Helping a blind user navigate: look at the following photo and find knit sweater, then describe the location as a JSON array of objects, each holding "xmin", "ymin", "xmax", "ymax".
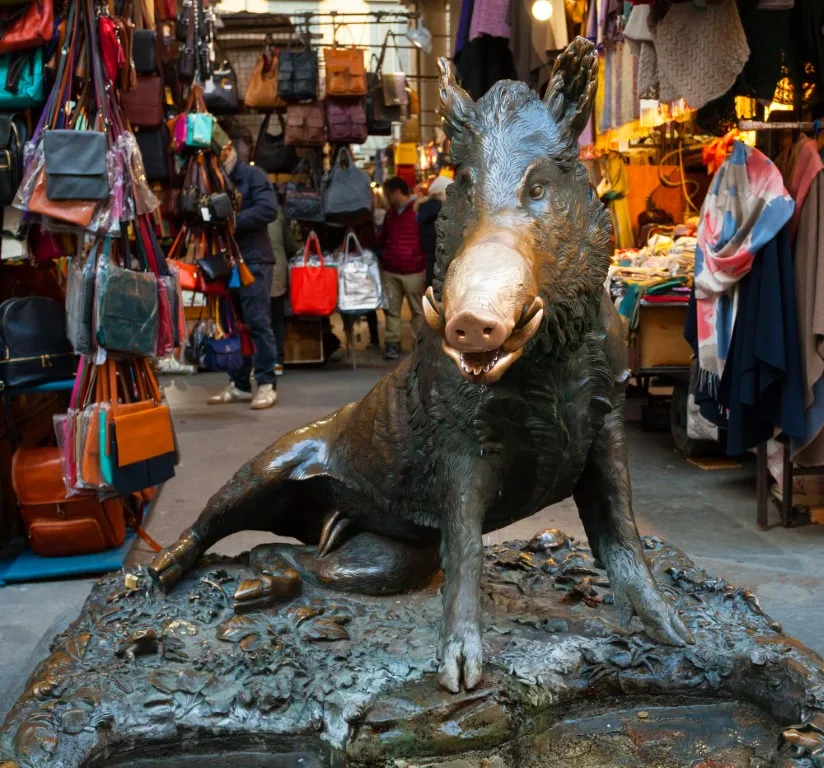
[{"xmin": 378, "ymin": 203, "xmax": 424, "ymax": 275}]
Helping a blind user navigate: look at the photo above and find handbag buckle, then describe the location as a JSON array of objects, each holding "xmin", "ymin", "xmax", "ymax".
[{"xmin": 56, "ymin": 503, "xmax": 66, "ymax": 519}]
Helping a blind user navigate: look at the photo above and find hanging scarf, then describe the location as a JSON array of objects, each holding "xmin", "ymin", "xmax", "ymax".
[{"xmin": 693, "ymin": 141, "xmax": 794, "ymax": 394}]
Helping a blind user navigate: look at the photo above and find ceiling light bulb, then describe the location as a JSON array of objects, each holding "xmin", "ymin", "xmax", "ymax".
[{"xmin": 531, "ymin": 0, "xmax": 553, "ymax": 21}]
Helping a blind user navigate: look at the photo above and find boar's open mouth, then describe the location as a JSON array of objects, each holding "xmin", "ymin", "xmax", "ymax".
[{"xmin": 424, "ymin": 288, "xmax": 544, "ymax": 384}]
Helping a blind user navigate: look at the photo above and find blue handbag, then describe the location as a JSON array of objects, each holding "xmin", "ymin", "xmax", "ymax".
[
  {"xmin": 203, "ymin": 335, "xmax": 243, "ymax": 372},
  {"xmin": 0, "ymin": 48, "xmax": 45, "ymax": 109},
  {"xmin": 186, "ymin": 113, "xmax": 213, "ymax": 148}
]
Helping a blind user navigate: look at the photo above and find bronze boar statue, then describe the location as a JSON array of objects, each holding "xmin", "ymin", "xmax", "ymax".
[{"xmin": 150, "ymin": 37, "xmax": 693, "ymax": 693}]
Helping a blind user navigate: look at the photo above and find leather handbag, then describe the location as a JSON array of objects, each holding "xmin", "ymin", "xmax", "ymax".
[
  {"xmin": 122, "ymin": 74, "xmax": 165, "ymax": 127},
  {"xmin": 324, "ymin": 43, "xmax": 367, "ymax": 97},
  {"xmin": 285, "ymin": 102, "xmax": 324, "ymax": 147},
  {"xmin": 203, "ymin": 334, "xmax": 243, "ymax": 371},
  {"xmin": 0, "ymin": 112, "xmax": 25, "ymax": 205},
  {"xmin": 277, "ymin": 38, "xmax": 318, "ymax": 102},
  {"xmin": 400, "ymin": 116, "xmax": 421, "ymax": 144},
  {"xmin": 0, "ymin": 0, "xmax": 53, "ymax": 54},
  {"xmin": 135, "ymin": 125, "xmax": 171, "ymax": 183},
  {"xmin": 186, "ymin": 112, "xmax": 212, "ymax": 147},
  {"xmin": 0, "ymin": 297, "xmax": 75, "ymax": 388},
  {"xmin": 326, "ymin": 99, "xmax": 367, "ymax": 144},
  {"xmin": 12, "ymin": 446, "xmax": 126, "ymax": 557},
  {"xmin": 366, "ymin": 70, "xmax": 393, "ymax": 136},
  {"xmin": 207, "ymin": 192, "xmax": 232, "ymax": 221},
  {"xmin": 198, "ymin": 249, "xmax": 232, "ymax": 281},
  {"xmin": 43, "ymin": 130, "xmax": 108, "ymax": 201},
  {"xmin": 245, "ymin": 51, "xmax": 283, "ymax": 110},
  {"xmin": 132, "ymin": 29, "xmax": 158, "ymax": 74},
  {"xmin": 0, "ymin": 47, "xmax": 44, "ymax": 107},
  {"xmin": 378, "ymin": 32, "xmax": 408, "ymax": 107},
  {"xmin": 254, "ymin": 113, "xmax": 297, "ymax": 174},
  {"xmin": 96, "ymin": 237, "xmax": 159, "ymax": 356},
  {"xmin": 324, "ymin": 147, "xmax": 372, "ymax": 219},
  {"xmin": 105, "ymin": 359, "xmax": 176, "ymax": 495},
  {"xmin": 29, "ymin": 168, "xmax": 96, "ymax": 227},
  {"xmin": 290, "ymin": 231, "xmax": 338, "ymax": 316},
  {"xmin": 284, "ymin": 156, "xmax": 323, "ymax": 223},
  {"xmin": 203, "ymin": 60, "xmax": 240, "ymax": 114}
]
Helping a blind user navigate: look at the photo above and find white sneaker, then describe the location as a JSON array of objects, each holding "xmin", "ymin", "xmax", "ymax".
[
  {"xmin": 207, "ymin": 384, "xmax": 253, "ymax": 405},
  {"xmin": 275, "ymin": 364, "xmax": 284, "ymax": 377},
  {"xmin": 251, "ymin": 383, "xmax": 278, "ymax": 410}
]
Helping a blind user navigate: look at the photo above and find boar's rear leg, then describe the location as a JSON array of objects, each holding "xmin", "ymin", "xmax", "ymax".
[{"xmin": 573, "ymin": 410, "xmax": 694, "ymax": 647}]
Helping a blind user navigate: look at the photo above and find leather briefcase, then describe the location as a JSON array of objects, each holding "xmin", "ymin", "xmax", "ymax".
[{"xmin": 12, "ymin": 446, "xmax": 126, "ymax": 557}]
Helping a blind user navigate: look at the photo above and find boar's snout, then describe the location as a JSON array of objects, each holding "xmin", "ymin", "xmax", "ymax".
[
  {"xmin": 425, "ymin": 240, "xmax": 544, "ymax": 384},
  {"xmin": 445, "ymin": 310, "xmax": 508, "ymax": 353}
]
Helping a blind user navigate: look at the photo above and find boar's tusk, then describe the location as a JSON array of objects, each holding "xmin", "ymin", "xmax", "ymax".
[
  {"xmin": 423, "ymin": 287, "xmax": 446, "ymax": 331},
  {"xmin": 515, "ymin": 297, "xmax": 545, "ymax": 331}
]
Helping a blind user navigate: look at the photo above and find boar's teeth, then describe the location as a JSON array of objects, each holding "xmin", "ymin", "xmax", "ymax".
[{"xmin": 460, "ymin": 350, "xmax": 500, "ymax": 376}]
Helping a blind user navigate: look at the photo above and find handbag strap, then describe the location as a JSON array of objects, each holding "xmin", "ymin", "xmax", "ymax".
[
  {"xmin": 335, "ymin": 146, "xmax": 353, "ymax": 170},
  {"xmin": 376, "ymin": 30, "xmax": 404, "ymax": 74},
  {"xmin": 302, "ymin": 230, "xmax": 324, "ymax": 267},
  {"xmin": 343, "ymin": 229, "xmax": 362, "ymax": 259}
]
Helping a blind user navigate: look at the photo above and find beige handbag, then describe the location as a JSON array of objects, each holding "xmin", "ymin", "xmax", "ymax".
[{"xmin": 400, "ymin": 116, "xmax": 421, "ymax": 143}]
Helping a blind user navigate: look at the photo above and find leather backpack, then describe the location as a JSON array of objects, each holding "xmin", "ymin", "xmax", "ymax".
[
  {"xmin": 277, "ymin": 38, "xmax": 318, "ymax": 102},
  {"xmin": 12, "ymin": 446, "xmax": 126, "ymax": 557},
  {"xmin": 0, "ymin": 297, "xmax": 75, "ymax": 389},
  {"xmin": 0, "ymin": 112, "xmax": 26, "ymax": 205},
  {"xmin": 326, "ymin": 99, "xmax": 367, "ymax": 144},
  {"xmin": 285, "ymin": 102, "xmax": 325, "ymax": 147},
  {"xmin": 324, "ymin": 43, "xmax": 367, "ymax": 97}
]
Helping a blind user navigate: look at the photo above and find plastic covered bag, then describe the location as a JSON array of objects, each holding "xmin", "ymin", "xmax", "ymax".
[
  {"xmin": 66, "ymin": 249, "xmax": 97, "ymax": 354},
  {"xmin": 95, "ymin": 238, "xmax": 159, "ymax": 356}
]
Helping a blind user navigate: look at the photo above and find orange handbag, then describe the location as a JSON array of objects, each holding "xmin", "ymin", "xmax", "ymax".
[
  {"xmin": 0, "ymin": 0, "xmax": 54, "ymax": 54},
  {"xmin": 324, "ymin": 44, "xmax": 367, "ymax": 96},
  {"xmin": 28, "ymin": 168, "xmax": 97, "ymax": 228},
  {"xmin": 245, "ymin": 52, "xmax": 284, "ymax": 109},
  {"xmin": 12, "ymin": 446, "xmax": 126, "ymax": 557}
]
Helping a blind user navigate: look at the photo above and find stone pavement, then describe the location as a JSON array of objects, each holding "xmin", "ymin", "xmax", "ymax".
[{"xmin": 1, "ymin": 351, "xmax": 823, "ymax": 723}]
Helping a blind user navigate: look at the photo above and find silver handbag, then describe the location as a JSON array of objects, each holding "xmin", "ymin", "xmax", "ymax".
[{"xmin": 337, "ymin": 231, "xmax": 384, "ymax": 313}]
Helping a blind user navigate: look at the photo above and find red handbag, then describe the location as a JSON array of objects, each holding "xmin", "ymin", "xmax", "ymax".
[
  {"xmin": 290, "ymin": 232, "xmax": 338, "ymax": 316},
  {"xmin": 0, "ymin": 0, "xmax": 54, "ymax": 54}
]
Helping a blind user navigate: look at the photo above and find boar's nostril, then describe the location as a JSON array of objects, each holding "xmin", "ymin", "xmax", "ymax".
[
  {"xmin": 456, "ymin": 329, "xmax": 466, "ymax": 339},
  {"xmin": 483, "ymin": 327, "xmax": 494, "ymax": 338}
]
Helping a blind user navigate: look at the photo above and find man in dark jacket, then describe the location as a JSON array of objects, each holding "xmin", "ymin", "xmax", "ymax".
[
  {"xmin": 417, "ymin": 176, "xmax": 453, "ymax": 287},
  {"xmin": 378, "ymin": 177, "xmax": 425, "ymax": 360},
  {"xmin": 207, "ymin": 134, "xmax": 279, "ymax": 410}
]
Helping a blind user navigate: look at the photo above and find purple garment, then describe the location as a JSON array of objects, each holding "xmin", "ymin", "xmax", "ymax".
[
  {"xmin": 454, "ymin": 0, "xmax": 475, "ymax": 55},
  {"xmin": 469, "ymin": 0, "xmax": 511, "ymax": 41}
]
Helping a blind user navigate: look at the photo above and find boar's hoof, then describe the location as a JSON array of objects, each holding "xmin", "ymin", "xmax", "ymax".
[
  {"xmin": 318, "ymin": 510, "xmax": 353, "ymax": 558},
  {"xmin": 234, "ymin": 568, "xmax": 302, "ymax": 614},
  {"xmin": 148, "ymin": 531, "xmax": 202, "ymax": 594},
  {"xmin": 613, "ymin": 572, "xmax": 695, "ymax": 647},
  {"xmin": 439, "ymin": 624, "xmax": 483, "ymax": 693}
]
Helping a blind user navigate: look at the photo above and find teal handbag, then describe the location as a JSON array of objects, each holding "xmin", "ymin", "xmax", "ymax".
[
  {"xmin": 100, "ymin": 401, "xmax": 113, "ymax": 486},
  {"xmin": 186, "ymin": 113, "xmax": 213, "ymax": 148},
  {"xmin": 0, "ymin": 48, "xmax": 45, "ymax": 109}
]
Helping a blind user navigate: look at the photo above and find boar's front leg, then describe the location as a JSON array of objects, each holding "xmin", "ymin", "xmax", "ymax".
[
  {"xmin": 438, "ymin": 464, "xmax": 495, "ymax": 693},
  {"xmin": 574, "ymin": 409, "xmax": 694, "ymax": 647}
]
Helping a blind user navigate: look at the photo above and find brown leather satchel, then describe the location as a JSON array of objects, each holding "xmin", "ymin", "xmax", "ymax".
[
  {"xmin": 245, "ymin": 51, "xmax": 284, "ymax": 109},
  {"xmin": 122, "ymin": 74, "xmax": 165, "ymax": 127},
  {"xmin": 324, "ymin": 44, "xmax": 367, "ymax": 97},
  {"xmin": 12, "ymin": 446, "xmax": 126, "ymax": 557},
  {"xmin": 28, "ymin": 168, "xmax": 97, "ymax": 228},
  {"xmin": 284, "ymin": 102, "xmax": 325, "ymax": 147}
]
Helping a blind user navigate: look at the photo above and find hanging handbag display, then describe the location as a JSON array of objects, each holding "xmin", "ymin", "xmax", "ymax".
[
  {"xmin": 0, "ymin": 47, "xmax": 44, "ymax": 107},
  {"xmin": 202, "ymin": 59, "xmax": 239, "ymax": 114},
  {"xmin": 12, "ymin": 446, "xmax": 126, "ymax": 557},
  {"xmin": 0, "ymin": 0, "xmax": 54, "ymax": 54},
  {"xmin": 284, "ymin": 155, "xmax": 324, "ymax": 223},
  {"xmin": 337, "ymin": 230, "xmax": 384, "ymax": 313},
  {"xmin": 0, "ymin": 296, "xmax": 75, "ymax": 389},
  {"xmin": 0, "ymin": 112, "xmax": 25, "ymax": 205},
  {"xmin": 43, "ymin": 129, "xmax": 108, "ymax": 201},
  {"xmin": 104, "ymin": 358, "xmax": 177, "ymax": 495},
  {"xmin": 290, "ymin": 231, "xmax": 338, "ymax": 316},
  {"xmin": 122, "ymin": 74, "xmax": 165, "ymax": 126},
  {"xmin": 367, "ymin": 48, "xmax": 401, "ymax": 130},
  {"xmin": 285, "ymin": 102, "xmax": 325, "ymax": 147},
  {"xmin": 132, "ymin": 29, "xmax": 158, "ymax": 74},
  {"xmin": 324, "ymin": 148, "xmax": 372, "ymax": 219},
  {"xmin": 379, "ymin": 32, "xmax": 408, "ymax": 108},
  {"xmin": 326, "ymin": 99, "xmax": 368, "ymax": 144},
  {"xmin": 254, "ymin": 113, "xmax": 297, "ymax": 174},
  {"xmin": 324, "ymin": 42, "xmax": 367, "ymax": 97},
  {"xmin": 245, "ymin": 49, "xmax": 283, "ymax": 110},
  {"xmin": 277, "ymin": 37, "xmax": 318, "ymax": 102}
]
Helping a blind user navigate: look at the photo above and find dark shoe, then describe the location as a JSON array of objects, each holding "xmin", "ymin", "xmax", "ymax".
[{"xmin": 384, "ymin": 343, "xmax": 400, "ymax": 360}]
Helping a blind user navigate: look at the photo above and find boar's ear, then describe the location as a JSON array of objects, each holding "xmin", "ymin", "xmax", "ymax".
[
  {"xmin": 437, "ymin": 57, "xmax": 477, "ymax": 142},
  {"xmin": 543, "ymin": 36, "xmax": 598, "ymax": 141}
]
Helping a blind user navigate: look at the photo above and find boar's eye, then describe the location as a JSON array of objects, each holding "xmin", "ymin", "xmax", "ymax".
[{"xmin": 529, "ymin": 183, "xmax": 545, "ymax": 201}]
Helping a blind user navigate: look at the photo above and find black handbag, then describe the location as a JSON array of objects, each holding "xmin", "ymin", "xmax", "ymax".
[
  {"xmin": 284, "ymin": 156, "xmax": 324, "ymax": 223},
  {"xmin": 198, "ymin": 251, "xmax": 232, "ymax": 281},
  {"xmin": 43, "ymin": 130, "xmax": 108, "ymax": 201},
  {"xmin": 366, "ymin": 71, "xmax": 394, "ymax": 135},
  {"xmin": 207, "ymin": 191, "xmax": 232, "ymax": 221},
  {"xmin": 0, "ymin": 112, "xmax": 26, "ymax": 205},
  {"xmin": 202, "ymin": 60, "xmax": 239, "ymax": 114},
  {"xmin": 132, "ymin": 29, "xmax": 158, "ymax": 74},
  {"xmin": 0, "ymin": 297, "xmax": 75, "ymax": 389},
  {"xmin": 135, "ymin": 126, "xmax": 171, "ymax": 183},
  {"xmin": 254, "ymin": 113, "xmax": 297, "ymax": 174},
  {"xmin": 277, "ymin": 39, "xmax": 318, "ymax": 102}
]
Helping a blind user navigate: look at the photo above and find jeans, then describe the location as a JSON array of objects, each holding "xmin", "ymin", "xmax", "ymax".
[
  {"xmin": 230, "ymin": 262, "xmax": 277, "ymax": 391},
  {"xmin": 270, "ymin": 294, "xmax": 286, "ymax": 366}
]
